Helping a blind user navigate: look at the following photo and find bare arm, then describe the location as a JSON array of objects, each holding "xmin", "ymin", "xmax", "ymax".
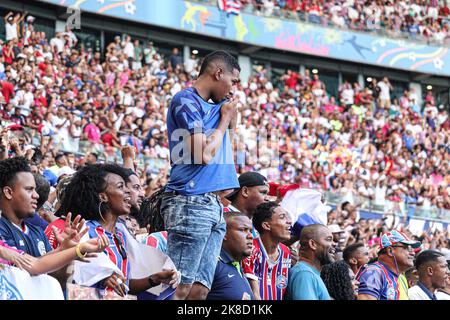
[
  {"xmin": 4, "ymin": 11, "xmax": 13, "ymax": 22},
  {"xmin": 0, "ymin": 235, "xmax": 108, "ymax": 276},
  {"xmin": 188, "ymin": 98, "xmax": 237, "ymax": 165},
  {"xmin": 128, "ymin": 270, "xmax": 178, "ymax": 295},
  {"xmin": 121, "ymin": 145, "xmax": 136, "ymax": 170},
  {"xmin": 248, "ymin": 279, "xmax": 261, "ymax": 300}
]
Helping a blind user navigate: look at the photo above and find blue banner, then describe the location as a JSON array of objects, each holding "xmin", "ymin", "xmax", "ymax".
[{"xmin": 41, "ymin": 0, "xmax": 450, "ymax": 76}]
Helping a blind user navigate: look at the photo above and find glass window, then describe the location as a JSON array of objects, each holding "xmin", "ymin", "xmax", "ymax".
[
  {"xmin": 390, "ymin": 80, "xmax": 408, "ymax": 101},
  {"xmin": 73, "ymin": 26, "xmax": 101, "ymax": 52}
]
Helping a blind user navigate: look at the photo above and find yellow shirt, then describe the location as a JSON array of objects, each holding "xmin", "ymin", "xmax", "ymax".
[{"xmin": 398, "ymin": 274, "xmax": 409, "ymax": 300}]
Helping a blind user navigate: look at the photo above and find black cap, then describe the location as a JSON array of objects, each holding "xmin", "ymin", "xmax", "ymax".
[{"xmin": 226, "ymin": 172, "xmax": 268, "ymax": 200}]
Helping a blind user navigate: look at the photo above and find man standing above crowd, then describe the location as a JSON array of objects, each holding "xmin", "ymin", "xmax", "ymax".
[
  {"xmin": 207, "ymin": 212, "xmax": 255, "ymax": 300},
  {"xmin": 357, "ymin": 230, "xmax": 421, "ymax": 300},
  {"xmin": 285, "ymin": 224, "xmax": 335, "ymax": 300},
  {"xmin": 162, "ymin": 50, "xmax": 240, "ymax": 300},
  {"xmin": 408, "ymin": 250, "xmax": 449, "ymax": 300},
  {"xmin": 242, "ymin": 201, "xmax": 292, "ymax": 300}
]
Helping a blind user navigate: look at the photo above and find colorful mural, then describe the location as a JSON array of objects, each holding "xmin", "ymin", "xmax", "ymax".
[{"xmin": 41, "ymin": 0, "xmax": 450, "ymax": 76}]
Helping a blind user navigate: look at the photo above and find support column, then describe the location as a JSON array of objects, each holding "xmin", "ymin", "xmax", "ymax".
[
  {"xmin": 55, "ymin": 20, "xmax": 66, "ymax": 33},
  {"xmin": 409, "ymin": 82, "xmax": 423, "ymax": 108},
  {"xmin": 358, "ymin": 73, "xmax": 364, "ymax": 88},
  {"xmin": 299, "ymin": 65, "xmax": 306, "ymax": 76},
  {"xmin": 183, "ymin": 45, "xmax": 190, "ymax": 65},
  {"xmin": 238, "ymin": 55, "xmax": 251, "ymax": 84}
]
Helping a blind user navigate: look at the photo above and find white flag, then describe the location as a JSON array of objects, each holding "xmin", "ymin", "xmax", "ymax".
[
  {"xmin": 0, "ymin": 264, "xmax": 64, "ymax": 300},
  {"xmin": 280, "ymin": 188, "xmax": 329, "ymax": 226}
]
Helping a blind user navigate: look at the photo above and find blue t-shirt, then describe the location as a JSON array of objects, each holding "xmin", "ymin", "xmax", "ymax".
[
  {"xmin": 207, "ymin": 249, "xmax": 255, "ymax": 300},
  {"xmin": 0, "ymin": 216, "xmax": 53, "ymax": 257},
  {"xmin": 357, "ymin": 261, "xmax": 401, "ymax": 300},
  {"xmin": 403, "ymin": 134, "xmax": 415, "ymax": 152},
  {"xmin": 285, "ymin": 261, "xmax": 331, "ymax": 300},
  {"xmin": 43, "ymin": 169, "xmax": 58, "ymax": 187},
  {"xmin": 165, "ymin": 87, "xmax": 239, "ymax": 195},
  {"xmin": 25, "ymin": 213, "xmax": 49, "ymax": 231}
]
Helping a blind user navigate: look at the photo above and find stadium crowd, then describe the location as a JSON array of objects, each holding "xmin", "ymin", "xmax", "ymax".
[
  {"xmin": 0, "ymin": 11, "xmax": 449, "ymax": 300},
  {"xmin": 220, "ymin": 0, "xmax": 450, "ymax": 44}
]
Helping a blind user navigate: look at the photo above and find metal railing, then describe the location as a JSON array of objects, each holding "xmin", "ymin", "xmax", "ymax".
[
  {"xmin": 13, "ymin": 125, "xmax": 450, "ymax": 223},
  {"xmin": 324, "ymin": 191, "xmax": 450, "ymax": 223}
]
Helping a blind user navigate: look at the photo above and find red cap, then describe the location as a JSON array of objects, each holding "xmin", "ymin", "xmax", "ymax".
[{"xmin": 268, "ymin": 182, "xmax": 280, "ymax": 197}]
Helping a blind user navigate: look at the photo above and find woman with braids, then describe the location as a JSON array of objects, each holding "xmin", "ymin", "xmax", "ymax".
[
  {"xmin": 57, "ymin": 163, "xmax": 178, "ymax": 297},
  {"xmin": 134, "ymin": 194, "xmax": 168, "ymax": 254},
  {"xmin": 320, "ymin": 260, "xmax": 359, "ymax": 300}
]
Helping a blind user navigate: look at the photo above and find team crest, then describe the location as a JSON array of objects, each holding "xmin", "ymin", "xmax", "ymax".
[
  {"xmin": 387, "ymin": 286, "xmax": 396, "ymax": 300},
  {"xmin": 276, "ymin": 275, "xmax": 287, "ymax": 289},
  {"xmin": 37, "ymin": 241, "xmax": 47, "ymax": 256}
]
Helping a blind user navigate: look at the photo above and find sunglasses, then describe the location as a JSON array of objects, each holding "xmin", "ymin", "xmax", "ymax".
[
  {"xmin": 391, "ymin": 244, "xmax": 413, "ymax": 251},
  {"xmin": 113, "ymin": 234, "xmax": 128, "ymax": 260}
]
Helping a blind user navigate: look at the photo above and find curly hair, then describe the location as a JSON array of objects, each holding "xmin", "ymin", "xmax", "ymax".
[
  {"xmin": 56, "ymin": 163, "xmax": 130, "ymax": 220},
  {"xmin": 320, "ymin": 260, "xmax": 355, "ymax": 300},
  {"xmin": 0, "ymin": 156, "xmax": 31, "ymax": 192},
  {"xmin": 252, "ymin": 201, "xmax": 279, "ymax": 235}
]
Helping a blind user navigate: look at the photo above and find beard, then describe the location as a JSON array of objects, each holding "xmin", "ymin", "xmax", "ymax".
[
  {"xmin": 129, "ymin": 205, "xmax": 140, "ymax": 219},
  {"xmin": 317, "ymin": 249, "xmax": 335, "ymax": 266}
]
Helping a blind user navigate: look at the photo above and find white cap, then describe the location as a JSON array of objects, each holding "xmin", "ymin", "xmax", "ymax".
[
  {"xmin": 58, "ymin": 166, "xmax": 75, "ymax": 178},
  {"xmin": 329, "ymin": 224, "xmax": 345, "ymax": 234},
  {"xmin": 26, "ymin": 15, "xmax": 35, "ymax": 22}
]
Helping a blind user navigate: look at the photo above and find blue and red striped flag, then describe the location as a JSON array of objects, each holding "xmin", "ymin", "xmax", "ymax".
[{"xmin": 217, "ymin": 0, "xmax": 241, "ymax": 16}]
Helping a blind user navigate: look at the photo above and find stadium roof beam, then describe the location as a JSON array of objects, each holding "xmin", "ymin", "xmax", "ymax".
[
  {"xmin": 239, "ymin": 45, "xmax": 263, "ymax": 55},
  {"xmin": 412, "ymin": 74, "xmax": 431, "ymax": 82}
]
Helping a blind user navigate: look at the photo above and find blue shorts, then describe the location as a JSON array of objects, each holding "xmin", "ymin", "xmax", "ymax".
[{"xmin": 161, "ymin": 192, "xmax": 226, "ymax": 290}]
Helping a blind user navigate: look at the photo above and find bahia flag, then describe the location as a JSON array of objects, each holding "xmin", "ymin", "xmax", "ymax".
[
  {"xmin": 217, "ymin": 0, "xmax": 241, "ymax": 16},
  {"xmin": 280, "ymin": 188, "xmax": 330, "ymax": 238},
  {"xmin": 0, "ymin": 265, "xmax": 64, "ymax": 300},
  {"xmin": 72, "ymin": 223, "xmax": 179, "ymax": 300}
]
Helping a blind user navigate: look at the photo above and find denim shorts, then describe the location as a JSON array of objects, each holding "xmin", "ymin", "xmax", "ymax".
[{"xmin": 160, "ymin": 192, "xmax": 226, "ymax": 290}]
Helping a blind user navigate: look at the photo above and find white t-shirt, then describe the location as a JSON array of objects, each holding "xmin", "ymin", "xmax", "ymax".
[
  {"xmin": 184, "ymin": 58, "xmax": 197, "ymax": 74},
  {"xmin": 5, "ymin": 22, "xmax": 17, "ymax": 41},
  {"xmin": 377, "ymin": 81, "xmax": 391, "ymax": 100},
  {"xmin": 408, "ymin": 285, "xmax": 435, "ymax": 300},
  {"xmin": 342, "ymin": 88, "xmax": 354, "ymax": 105},
  {"xmin": 436, "ymin": 291, "xmax": 450, "ymax": 301},
  {"xmin": 123, "ymin": 42, "xmax": 135, "ymax": 59},
  {"xmin": 50, "ymin": 37, "xmax": 64, "ymax": 53}
]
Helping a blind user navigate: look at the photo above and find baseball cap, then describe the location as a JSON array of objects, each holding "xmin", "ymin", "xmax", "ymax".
[
  {"xmin": 225, "ymin": 172, "xmax": 268, "ymax": 200},
  {"xmin": 379, "ymin": 230, "xmax": 421, "ymax": 251},
  {"xmin": 328, "ymin": 224, "xmax": 345, "ymax": 234},
  {"xmin": 57, "ymin": 166, "xmax": 75, "ymax": 178}
]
